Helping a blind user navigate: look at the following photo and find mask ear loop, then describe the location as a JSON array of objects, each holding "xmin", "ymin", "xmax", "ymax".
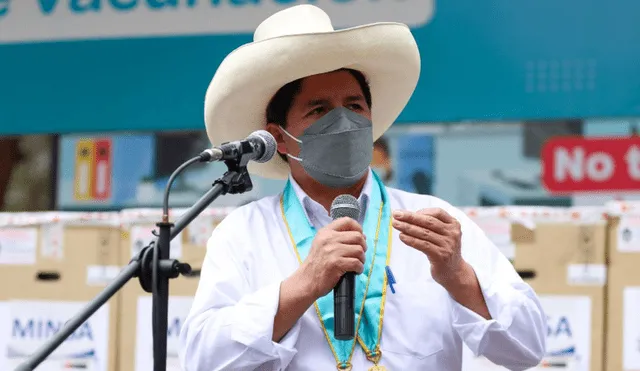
[{"xmin": 279, "ymin": 127, "xmax": 303, "ymax": 162}]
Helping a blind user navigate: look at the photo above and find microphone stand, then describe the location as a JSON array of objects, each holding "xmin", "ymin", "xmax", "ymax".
[{"xmin": 15, "ymin": 154, "xmax": 254, "ymax": 371}]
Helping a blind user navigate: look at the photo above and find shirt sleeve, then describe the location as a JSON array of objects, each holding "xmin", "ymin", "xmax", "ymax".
[
  {"xmin": 178, "ymin": 221, "xmax": 300, "ymax": 371},
  {"xmin": 450, "ymin": 212, "xmax": 547, "ymax": 371}
]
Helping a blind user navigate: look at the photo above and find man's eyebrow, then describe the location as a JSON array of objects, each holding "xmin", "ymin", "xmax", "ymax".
[
  {"xmin": 306, "ymin": 98, "xmax": 331, "ymax": 108},
  {"xmin": 306, "ymin": 95, "xmax": 365, "ymax": 107},
  {"xmin": 345, "ymin": 95, "xmax": 365, "ymax": 102}
]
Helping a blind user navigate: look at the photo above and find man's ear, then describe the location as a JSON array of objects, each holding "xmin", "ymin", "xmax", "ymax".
[{"xmin": 266, "ymin": 123, "xmax": 288, "ymax": 155}]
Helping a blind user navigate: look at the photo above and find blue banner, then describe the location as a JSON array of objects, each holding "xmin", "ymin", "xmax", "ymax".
[{"xmin": 0, "ymin": 0, "xmax": 639, "ymax": 135}]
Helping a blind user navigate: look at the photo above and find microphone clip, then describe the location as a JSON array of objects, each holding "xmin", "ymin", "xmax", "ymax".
[
  {"xmin": 214, "ymin": 147, "xmax": 255, "ymax": 195},
  {"xmin": 214, "ymin": 163, "xmax": 253, "ymax": 195}
]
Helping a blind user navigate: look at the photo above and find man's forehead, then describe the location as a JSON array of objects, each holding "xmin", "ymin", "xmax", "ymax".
[
  {"xmin": 294, "ymin": 71, "xmax": 365, "ymax": 102},
  {"xmin": 300, "ymin": 69, "xmax": 359, "ymax": 86}
]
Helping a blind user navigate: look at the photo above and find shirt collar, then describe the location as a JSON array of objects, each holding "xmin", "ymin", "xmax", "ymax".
[{"xmin": 288, "ymin": 169, "xmax": 373, "ymax": 226}]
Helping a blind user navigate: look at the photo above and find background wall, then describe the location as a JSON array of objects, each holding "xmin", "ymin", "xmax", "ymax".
[{"xmin": 1, "ymin": 0, "xmax": 640, "ymax": 135}]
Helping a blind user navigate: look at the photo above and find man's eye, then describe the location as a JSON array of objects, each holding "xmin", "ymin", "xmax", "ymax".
[
  {"xmin": 348, "ymin": 103, "xmax": 364, "ymax": 111},
  {"xmin": 309, "ymin": 107, "xmax": 325, "ymax": 116}
]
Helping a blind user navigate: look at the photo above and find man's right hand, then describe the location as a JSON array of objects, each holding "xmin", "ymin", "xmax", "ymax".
[
  {"xmin": 298, "ymin": 217, "xmax": 368, "ymax": 299},
  {"xmin": 273, "ymin": 217, "xmax": 367, "ymax": 342}
]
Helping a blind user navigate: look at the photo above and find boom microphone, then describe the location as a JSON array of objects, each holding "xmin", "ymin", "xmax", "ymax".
[
  {"xmin": 199, "ymin": 130, "xmax": 277, "ymax": 163},
  {"xmin": 330, "ymin": 194, "xmax": 361, "ymax": 340}
]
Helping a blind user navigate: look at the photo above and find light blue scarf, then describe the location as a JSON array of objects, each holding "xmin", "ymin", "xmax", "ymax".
[{"xmin": 280, "ymin": 172, "xmax": 391, "ymax": 369}]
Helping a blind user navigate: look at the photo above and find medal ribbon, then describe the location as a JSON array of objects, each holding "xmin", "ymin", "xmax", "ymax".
[{"xmin": 280, "ymin": 172, "xmax": 392, "ymax": 369}]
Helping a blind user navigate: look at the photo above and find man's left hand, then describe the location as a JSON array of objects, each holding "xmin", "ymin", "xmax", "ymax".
[{"xmin": 392, "ymin": 208, "xmax": 469, "ymax": 289}]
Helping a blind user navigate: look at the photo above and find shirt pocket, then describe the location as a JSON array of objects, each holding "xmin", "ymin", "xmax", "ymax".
[{"xmin": 379, "ymin": 280, "xmax": 447, "ymax": 359}]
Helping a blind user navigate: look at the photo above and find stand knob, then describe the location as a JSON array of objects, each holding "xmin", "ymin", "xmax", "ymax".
[{"xmin": 177, "ymin": 262, "xmax": 192, "ymax": 276}]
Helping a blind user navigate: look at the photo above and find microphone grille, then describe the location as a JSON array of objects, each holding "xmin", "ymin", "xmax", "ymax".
[
  {"xmin": 249, "ymin": 130, "xmax": 277, "ymax": 163},
  {"xmin": 330, "ymin": 194, "xmax": 360, "ymax": 221}
]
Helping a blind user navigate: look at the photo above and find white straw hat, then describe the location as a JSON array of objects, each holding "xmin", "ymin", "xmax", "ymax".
[{"xmin": 204, "ymin": 4, "xmax": 421, "ymax": 179}]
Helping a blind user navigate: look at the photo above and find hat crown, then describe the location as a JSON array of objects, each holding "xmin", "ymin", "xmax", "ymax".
[{"xmin": 253, "ymin": 5, "xmax": 335, "ymax": 42}]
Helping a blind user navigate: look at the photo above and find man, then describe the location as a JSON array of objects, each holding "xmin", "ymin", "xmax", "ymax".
[
  {"xmin": 371, "ymin": 137, "xmax": 393, "ymax": 185},
  {"xmin": 180, "ymin": 5, "xmax": 546, "ymax": 371}
]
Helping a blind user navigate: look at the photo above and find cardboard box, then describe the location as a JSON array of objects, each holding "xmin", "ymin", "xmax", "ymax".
[
  {"xmin": 605, "ymin": 201, "xmax": 640, "ymax": 371},
  {"xmin": 462, "ymin": 207, "xmax": 608, "ymax": 371},
  {"xmin": 0, "ymin": 212, "xmax": 121, "ymax": 371},
  {"xmin": 462, "ymin": 206, "xmax": 565, "ymax": 263},
  {"xmin": 117, "ymin": 208, "xmax": 230, "ymax": 371}
]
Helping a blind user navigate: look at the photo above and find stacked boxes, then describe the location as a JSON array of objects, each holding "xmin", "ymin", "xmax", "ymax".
[
  {"xmin": 0, "ymin": 212, "xmax": 121, "ymax": 371},
  {"xmin": 117, "ymin": 208, "xmax": 230, "ymax": 371},
  {"xmin": 1, "ymin": 203, "xmax": 639, "ymax": 370},
  {"xmin": 605, "ymin": 201, "xmax": 640, "ymax": 371},
  {"xmin": 462, "ymin": 206, "xmax": 608, "ymax": 371}
]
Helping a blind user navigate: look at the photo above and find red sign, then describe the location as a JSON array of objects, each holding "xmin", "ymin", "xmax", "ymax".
[
  {"xmin": 93, "ymin": 139, "xmax": 113, "ymax": 201},
  {"xmin": 73, "ymin": 138, "xmax": 113, "ymax": 201},
  {"xmin": 541, "ymin": 136, "xmax": 640, "ymax": 193}
]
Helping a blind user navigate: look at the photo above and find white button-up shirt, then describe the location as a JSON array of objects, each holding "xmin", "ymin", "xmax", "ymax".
[{"xmin": 179, "ymin": 171, "xmax": 546, "ymax": 371}]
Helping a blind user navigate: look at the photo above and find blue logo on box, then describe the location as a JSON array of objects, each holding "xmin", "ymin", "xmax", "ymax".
[
  {"xmin": 9, "ymin": 318, "xmax": 96, "ymax": 359},
  {"xmin": 547, "ymin": 315, "xmax": 575, "ymax": 357},
  {"xmin": 167, "ymin": 316, "xmax": 182, "ymax": 338}
]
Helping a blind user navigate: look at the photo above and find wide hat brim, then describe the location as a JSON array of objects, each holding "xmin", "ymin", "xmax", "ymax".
[{"xmin": 204, "ymin": 21, "xmax": 421, "ymax": 180}]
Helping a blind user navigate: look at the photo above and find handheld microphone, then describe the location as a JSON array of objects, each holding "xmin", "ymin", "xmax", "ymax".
[
  {"xmin": 198, "ymin": 130, "xmax": 277, "ymax": 163},
  {"xmin": 330, "ymin": 194, "xmax": 361, "ymax": 340}
]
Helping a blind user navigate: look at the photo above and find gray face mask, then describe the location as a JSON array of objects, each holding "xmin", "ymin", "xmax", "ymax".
[{"xmin": 281, "ymin": 107, "xmax": 373, "ymax": 188}]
